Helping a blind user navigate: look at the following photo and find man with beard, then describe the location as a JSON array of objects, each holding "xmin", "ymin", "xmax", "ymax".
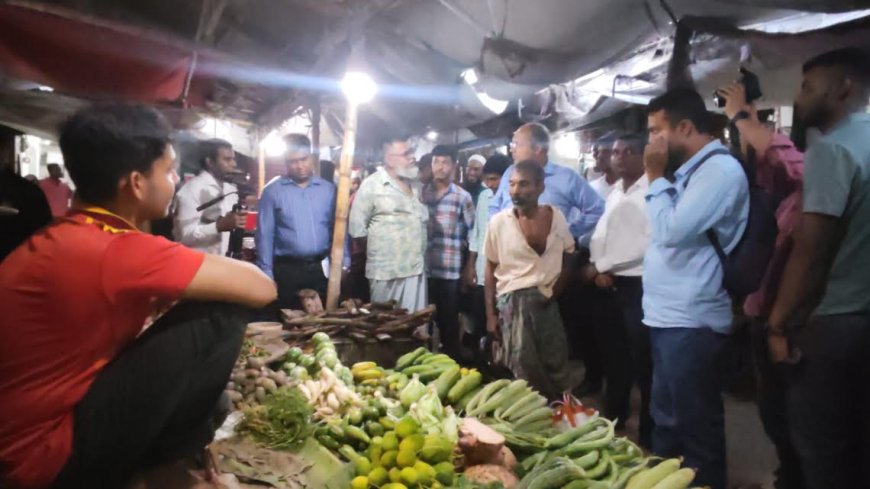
[
  {"xmin": 174, "ymin": 138, "xmax": 244, "ymax": 255},
  {"xmin": 463, "ymin": 154, "xmax": 486, "ymax": 206},
  {"xmin": 767, "ymin": 48, "xmax": 870, "ymax": 489},
  {"xmin": 0, "ymin": 104, "xmax": 276, "ymax": 489},
  {"xmin": 484, "ymin": 161, "xmax": 577, "ymax": 397},
  {"xmin": 643, "ymin": 89, "xmax": 749, "ymax": 489},
  {"xmin": 350, "ymin": 136, "xmax": 429, "ymax": 312},
  {"xmin": 256, "ymin": 134, "xmax": 337, "ymax": 310}
]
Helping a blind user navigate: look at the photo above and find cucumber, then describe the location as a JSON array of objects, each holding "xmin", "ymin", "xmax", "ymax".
[
  {"xmin": 626, "ymin": 459, "xmax": 682, "ymax": 489},
  {"xmin": 395, "ymin": 347, "xmax": 427, "ymax": 370},
  {"xmin": 650, "ymin": 468, "xmax": 696, "ymax": 489},
  {"xmin": 433, "ymin": 366, "xmax": 461, "ymax": 400},
  {"xmin": 447, "ymin": 370, "xmax": 483, "ymax": 403}
]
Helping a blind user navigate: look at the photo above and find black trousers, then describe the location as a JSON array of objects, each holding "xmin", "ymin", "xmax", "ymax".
[
  {"xmin": 274, "ymin": 256, "xmax": 328, "ymax": 310},
  {"xmin": 51, "ymin": 302, "xmax": 249, "ymax": 489},
  {"xmin": 749, "ymin": 318, "xmax": 804, "ymax": 489},
  {"xmin": 787, "ymin": 313, "xmax": 870, "ymax": 489},
  {"xmin": 613, "ymin": 276, "xmax": 654, "ymax": 449},
  {"xmin": 429, "ymin": 278, "xmax": 461, "ymax": 358},
  {"xmin": 559, "ymin": 282, "xmax": 604, "ymax": 384},
  {"xmin": 589, "ymin": 285, "xmax": 633, "ymax": 429}
]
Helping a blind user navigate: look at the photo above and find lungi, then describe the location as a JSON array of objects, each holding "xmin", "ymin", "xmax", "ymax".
[
  {"xmin": 369, "ymin": 274, "xmax": 428, "ymax": 313},
  {"xmin": 494, "ymin": 287, "xmax": 579, "ymax": 398}
]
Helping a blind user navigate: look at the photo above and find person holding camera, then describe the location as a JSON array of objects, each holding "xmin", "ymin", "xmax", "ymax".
[
  {"xmin": 767, "ymin": 47, "xmax": 870, "ymax": 489},
  {"xmin": 717, "ymin": 79, "xmax": 806, "ymax": 489}
]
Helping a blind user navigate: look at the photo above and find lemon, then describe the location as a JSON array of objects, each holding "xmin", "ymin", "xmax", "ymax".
[
  {"xmin": 413, "ymin": 461, "xmax": 436, "ymax": 484},
  {"xmin": 380, "ymin": 450, "xmax": 398, "ymax": 468},
  {"xmin": 368, "ymin": 467, "xmax": 388, "ymax": 486},
  {"xmin": 395, "ymin": 416, "xmax": 419, "ymax": 439},
  {"xmin": 382, "ymin": 431, "xmax": 399, "ymax": 451},
  {"xmin": 350, "ymin": 476, "xmax": 368, "ymax": 489},
  {"xmin": 389, "ymin": 467, "xmax": 403, "ymax": 483},
  {"xmin": 400, "ymin": 467, "xmax": 419, "ymax": 486},
  {"xmin": 399, "ymin": 434, "xmax": 425, "ymax": 452},
  {"xmin": 396, "ymin": 448, "xmax": 417, "ymax": 468}
]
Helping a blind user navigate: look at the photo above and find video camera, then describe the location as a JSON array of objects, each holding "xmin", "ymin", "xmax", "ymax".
[{"xmin": 714, "ymin": 67, "xmax": 763, "ymax": 108}]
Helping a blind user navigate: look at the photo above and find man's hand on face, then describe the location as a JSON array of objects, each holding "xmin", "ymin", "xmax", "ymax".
[
  {"xmin": 719, "ymin": 83, "xmax": 752, "ymax": 120},
  {"xmin": 217, "ymin": 212, "xmax": 247, "ymax": 232},
  {"xmin": 643, "ymin": 137, "xmax": 668, "ymax": 181}
]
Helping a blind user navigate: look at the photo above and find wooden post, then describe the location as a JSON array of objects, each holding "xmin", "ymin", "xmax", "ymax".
[
  {"xmin": 325, "ymin": 102, "xmax": 359, "ymax": 311},
  {"xmin": 257, "ymin": 129, "xmax": 266, "ymax": 195}
]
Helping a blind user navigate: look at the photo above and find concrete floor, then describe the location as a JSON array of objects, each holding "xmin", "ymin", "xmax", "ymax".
[{"xmin": 579, "ymin": 390, "xmax": 779, "ymax": 489}]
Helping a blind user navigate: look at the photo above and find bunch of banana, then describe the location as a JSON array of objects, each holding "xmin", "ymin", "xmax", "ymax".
[
  {"xmin": 394, "ymin": 348, "xmax": 460, "ymax": 382},
  {"xmin": 351, "ymin": 362, "xmax": 386, "ymax": 386}
]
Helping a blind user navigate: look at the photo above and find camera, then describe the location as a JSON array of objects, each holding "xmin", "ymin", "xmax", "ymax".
[{"xmin": 714, "ymin": 67, "xmax": 763, "ymax": 108}]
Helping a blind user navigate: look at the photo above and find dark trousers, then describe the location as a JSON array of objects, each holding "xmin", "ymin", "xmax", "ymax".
[
  {"xmin": 749, "ymin": 318, "xmax": 804, "ymax": 489},
  {"xmin": 560, "ymin": 282, "xmax": 604, "ymax": 384},
  {"xmin": 650, "ymin": 326, "xmax": 728, "ymax": 489},
  {"xmin": 589, "ymin": 286, "xmax": 633, "ymax": 428},
  {"xmin": 787, "ymin": 313, "xmax": 870, "ymax": 489},
  {"xmin": 460, "ymin": 285, "xmax": 487, "ymax": 364},
  {"xmin": 614, "ymin": 276, "xmax": 654, "ymax": 448},
  {"xmin": 51, "ymin": 302, "xmax": 249, "ymax": 489},
  {"xmin": 429, "ymin": 278, "xmax": 461, "ymax": 358},
  {"xmin": 274, "ymin": 256, "xmax": 328, "ymax": 310}
]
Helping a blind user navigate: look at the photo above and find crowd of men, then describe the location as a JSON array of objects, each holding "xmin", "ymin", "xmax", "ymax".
[{"xmin": 0, "ymin": 47, "xmax": 868, "ymax": 489}]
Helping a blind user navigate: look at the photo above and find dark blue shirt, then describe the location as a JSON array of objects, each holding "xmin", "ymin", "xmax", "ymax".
[{"xmin": 255, "ymin": 176, "xmax": 336, "ymax": 279}]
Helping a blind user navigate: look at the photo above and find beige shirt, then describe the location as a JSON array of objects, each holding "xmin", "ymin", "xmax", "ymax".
[{"xmin": 484, "ymin": 206, "xmax": 575, "ymax": 298}]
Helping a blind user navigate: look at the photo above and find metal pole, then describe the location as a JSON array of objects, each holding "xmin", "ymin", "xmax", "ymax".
[{"xmin": 325, "ymin": 102, "xmax": 358, "ymax": 310}]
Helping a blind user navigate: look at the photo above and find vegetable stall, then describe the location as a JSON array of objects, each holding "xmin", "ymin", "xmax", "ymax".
[{"xmin": 215, "ymin": 324, "xmax": 706, "ymax": 489}]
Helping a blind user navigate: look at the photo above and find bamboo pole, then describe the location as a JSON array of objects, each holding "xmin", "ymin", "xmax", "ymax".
[
  {"xmin": 326, "ymin": 102, "xmax": 359, "ymax": 311},
  {"xmin": 257, "ymin": 129, "xmax": 266, "ymax": 195}
]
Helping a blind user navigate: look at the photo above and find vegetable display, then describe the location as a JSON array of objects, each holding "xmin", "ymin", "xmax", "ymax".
[{"xmin": 227, "ymin": 334, "xmax": 702, "ymax": 489}]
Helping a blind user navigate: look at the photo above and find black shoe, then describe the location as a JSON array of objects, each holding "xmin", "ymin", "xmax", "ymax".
[{"xmin": 573, "ymin": 379, "xmax": 602, "ymax": 397}]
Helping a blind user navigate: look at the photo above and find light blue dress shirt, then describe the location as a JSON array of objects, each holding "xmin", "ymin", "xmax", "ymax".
[
  {"xmin": 489, "ymin": 161, "xmax": 604, "ymax": 244},
  {"xmin": 642, "ymin": 140, "xmax": 749, "ymax": 334},
  {"xmin": 255, "ymin": 176, "xmax": 336, "ymax": 279}
]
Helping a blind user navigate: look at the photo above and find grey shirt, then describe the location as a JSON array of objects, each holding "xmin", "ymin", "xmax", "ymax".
[{"xmin": 803, "ymin": 112, "xmax": 870, "ymax": 316}]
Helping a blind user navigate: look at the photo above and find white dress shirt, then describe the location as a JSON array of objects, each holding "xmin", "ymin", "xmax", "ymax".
[
  {"xmin": 590, "ymin": 176, "xmax": 616, "ymax": 200},
  {"xmin": 174, "ymin": 171, "xmax": 238, "ymax": 255},
  {"xmin": 589, "ymin": 175, "xmax": 650, "ymax": 277}
]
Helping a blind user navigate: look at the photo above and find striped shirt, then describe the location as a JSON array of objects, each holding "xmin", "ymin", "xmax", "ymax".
[{"xmin": 423, "ymin": 183, "xmax": 475, "ymax": 280}]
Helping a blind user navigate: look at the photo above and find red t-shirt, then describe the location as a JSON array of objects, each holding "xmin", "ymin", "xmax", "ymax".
[{"xmin": 0, "ymin": 209, "xmax": 205, "ymax": 489}]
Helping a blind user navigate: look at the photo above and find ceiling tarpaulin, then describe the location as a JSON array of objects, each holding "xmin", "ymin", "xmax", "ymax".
[{"xmin": 0, "ymin": 3, "xmax": 199, "ymax": 105}]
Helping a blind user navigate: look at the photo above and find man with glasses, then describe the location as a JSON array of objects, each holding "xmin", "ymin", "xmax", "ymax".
[
  {"xmin": 256, "ymin": 134, "xmax": 337, "ymax": 310},
  {"xmin": 490, "ymin": 123, "xmax": 604, "ymax": 244},
  {"xmin": 350, "ymin": 136, "xmax": 429, "ymax": 313}
]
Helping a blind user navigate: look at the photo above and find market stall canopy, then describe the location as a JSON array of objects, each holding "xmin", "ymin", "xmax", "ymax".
[{"xmin": 0, "ymin": 0, "xmax": 868, "ymax": 149}]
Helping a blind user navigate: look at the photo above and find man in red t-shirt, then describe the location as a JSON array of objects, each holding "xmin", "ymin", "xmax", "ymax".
[{"xmin": 0, "ymin": 104, "xmax": 277, "ymax": 489}]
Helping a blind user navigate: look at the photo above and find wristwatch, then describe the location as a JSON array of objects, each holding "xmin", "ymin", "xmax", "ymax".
[{"xmin": 730, "ymin": 110, "xmax": 751, "ymax": 125}]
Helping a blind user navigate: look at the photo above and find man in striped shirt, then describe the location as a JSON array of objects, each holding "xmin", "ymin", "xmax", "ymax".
[{"xmin": 423, "ymin": 144, "xmax": 475, "ymax": 358}]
